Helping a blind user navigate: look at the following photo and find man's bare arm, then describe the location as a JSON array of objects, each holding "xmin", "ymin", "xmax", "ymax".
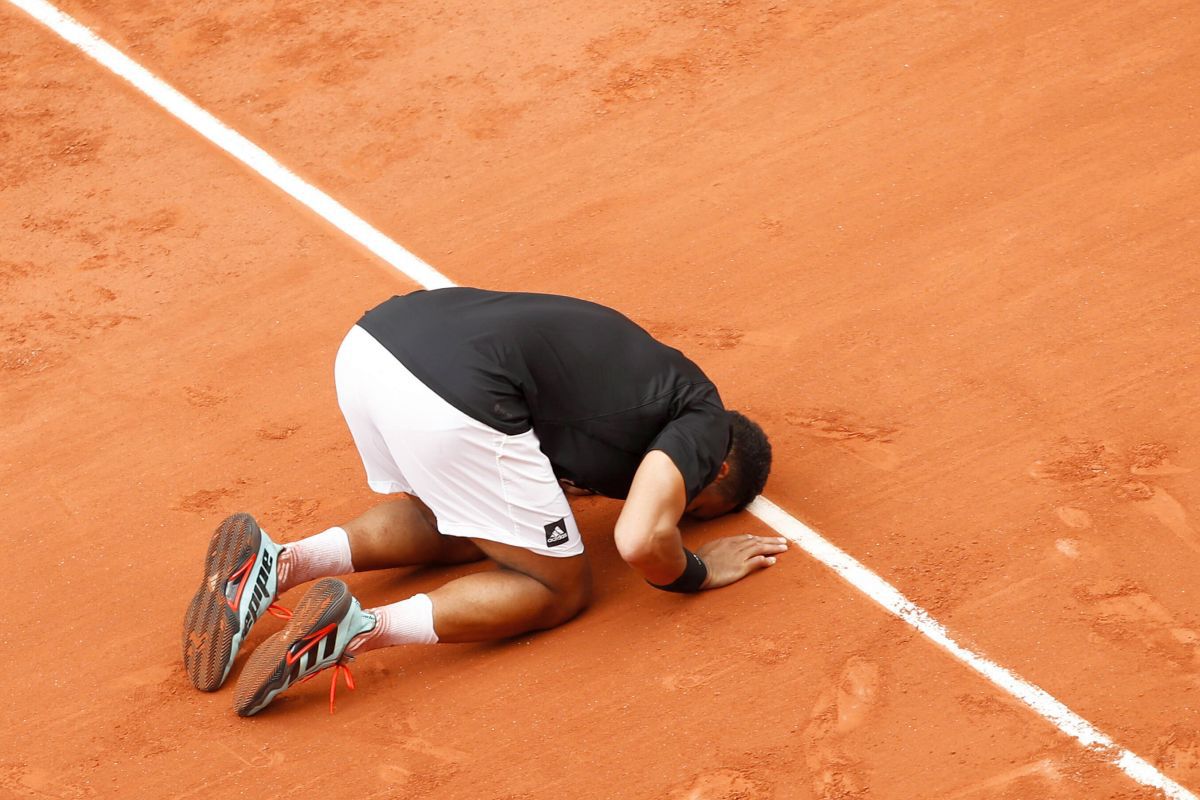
[
  {"xmin": 614, "ymin": 451, "xmax": 690, "ymax": 585},
  {"xmin": 614, "ymin": 451, "xmax": 787, "ymax": 589}
]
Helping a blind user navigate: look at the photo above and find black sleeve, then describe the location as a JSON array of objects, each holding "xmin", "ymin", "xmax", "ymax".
[{"xmin": 647, "ymin": 385, "xmax": 731, "ymax": 503}]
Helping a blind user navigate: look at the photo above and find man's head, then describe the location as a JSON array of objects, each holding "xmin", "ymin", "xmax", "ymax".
[{"xmin": 685, "ymin": 410, "xmax": 773, "ymax": 519}]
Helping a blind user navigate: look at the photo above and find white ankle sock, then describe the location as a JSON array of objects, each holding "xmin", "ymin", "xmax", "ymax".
[
  {"xmin": 347, "ymin": 594, "xmax": 438, "ymax": 654},
  {"xmin": 277, "ymin": 526, "xmax": 354, "ymax": 593}
]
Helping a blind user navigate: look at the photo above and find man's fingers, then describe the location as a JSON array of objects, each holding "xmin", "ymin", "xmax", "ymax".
[
  {"xmin": 696, "ymin": 536, "xmax": 788, "ymax": 587},
  {"xmin": 731, "ymin": 535, "xmax": 786, "ymax": 548},
  {"xmin": 737, "ymin": 537, "xmax": 789, "ymax": 556}
]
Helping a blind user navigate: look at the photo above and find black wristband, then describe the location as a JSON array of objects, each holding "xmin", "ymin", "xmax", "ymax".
[{"xmin": 648, "ymin": 548, "xmax": 708, "ymax": 593}]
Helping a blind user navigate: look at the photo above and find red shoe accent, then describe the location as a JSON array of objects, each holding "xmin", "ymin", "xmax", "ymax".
[
  {"xmin": 266, "ymin": 603, "xmax": 292, "ymax": 620},
  {"xmin": 285, "ymin": 623, "xmax": 338, "ymax": 666},
  {"xmin": 224, "ymin": 554, "xmax": 256, "ymax": 612}
]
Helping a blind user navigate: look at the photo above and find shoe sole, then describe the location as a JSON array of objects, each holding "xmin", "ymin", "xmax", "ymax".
[
  {"xmin": 182, "ymin": 513, "xmax": 261, "ymax": 691},
  {"xmin": 233, "ymin": 578, "xmax": 350, "ymax": 717}
]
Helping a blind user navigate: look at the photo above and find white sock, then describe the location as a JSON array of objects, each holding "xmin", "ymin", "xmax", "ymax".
[
  {"xmin": 277, "ymin": 526, "xmax": 354, "ymax": 593},
  {"xmin": 347, "ymin": 594, "xmax": 438, "ymax": 654}
]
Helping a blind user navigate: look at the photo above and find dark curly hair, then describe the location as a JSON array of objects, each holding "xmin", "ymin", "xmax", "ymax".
[{"xmin": 720, "ymin": 410, "xmax": 772, "ymax": 511}]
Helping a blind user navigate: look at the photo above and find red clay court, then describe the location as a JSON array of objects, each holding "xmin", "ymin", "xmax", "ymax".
[{"xmin": 2, "ymin": 1, "xmax": 1199, "ymax": 797}]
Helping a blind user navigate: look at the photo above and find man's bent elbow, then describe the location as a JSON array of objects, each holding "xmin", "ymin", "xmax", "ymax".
[
  {"xmin": 614, "ymin": 523, "xmax": 677, "ymax": 576},
  {"xmin": 614, "ymin": 522, "xmax": 649, "ymax": 564}
]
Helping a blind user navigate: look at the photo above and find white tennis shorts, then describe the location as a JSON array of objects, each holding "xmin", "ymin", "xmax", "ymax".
[{"xmin": 334, "ymin": 325, "xmax": 584, "ymax": 558}]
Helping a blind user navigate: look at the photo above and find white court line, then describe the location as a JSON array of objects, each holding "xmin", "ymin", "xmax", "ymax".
[
  {"xmin": 749, "ymin": 498, "xmax": 1191, "ymax": 798},
  {"xmin": 8, "ymin": 1, "xmax": 1194, "ymax": 797}
]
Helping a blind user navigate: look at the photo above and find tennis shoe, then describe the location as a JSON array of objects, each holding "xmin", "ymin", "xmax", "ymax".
[
  {"xmin": 182, "ymin": 513, "xmax": 289, "ymax": 691},
  {"xmin": 232, "ymin": 578, "xmax": 376, "ymax": 716}
]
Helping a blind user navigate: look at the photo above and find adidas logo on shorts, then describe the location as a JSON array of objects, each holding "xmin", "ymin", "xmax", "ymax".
[{"xmin": 544, "ymin": 519, "xmax": 569, "ymax": 548}]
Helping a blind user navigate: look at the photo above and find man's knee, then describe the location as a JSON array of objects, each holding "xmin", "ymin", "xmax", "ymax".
[
  {"xmin": 540, "ymin": 566, "xmax": 592, "ymax": 628},
  {"xmin": 432, "ymin": 534, "xmax": 487, "ymax": 565},
  {"xmin": 467, "ymin": 537, "xmax": 591, "ymax": 629},
  {"xmin": 552, "ymin": 575, "xmax": 590, "ymax": 623}
]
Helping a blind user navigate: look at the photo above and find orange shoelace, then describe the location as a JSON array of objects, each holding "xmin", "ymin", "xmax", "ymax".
[
  {"xmin": 266, "ymin": 602, "xmax": 292, "ymax": 620},
  {"xmin": 269, "ymin": 602, "xmax": 357, "ymax": 713},
  {"xmin": 297, "ymin": 658, "xmax": 357, "ymax": 714}
]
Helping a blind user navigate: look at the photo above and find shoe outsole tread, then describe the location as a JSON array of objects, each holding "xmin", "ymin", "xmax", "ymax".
[
  {"xmin": 233, "ymin": 578, "xmax": 350, "ymax": 717},
  {"xmin": 182, "ymin": 513, "xmax": 259, "ymax": 691}
]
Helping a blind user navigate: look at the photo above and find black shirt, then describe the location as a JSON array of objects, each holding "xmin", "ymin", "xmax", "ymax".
[{"xmin": 357, "ymin": 288, "xmax": 730, "ymax": 502}]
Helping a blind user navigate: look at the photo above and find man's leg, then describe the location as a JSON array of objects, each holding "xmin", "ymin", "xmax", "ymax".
[
  {"xmin": 351, "ymin": 537, "xmax": 590, "ymax": 651},
  {"xmin": 343, "ymin": 495, "xmax": 486, "ymax": 570},
  {"xmin": 278, "ymin": 495, "xmax": 485, "ymax": 593},
  {"xmin": 232, "ymin": 538, "xmax": 590, "ymax": 715}
]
